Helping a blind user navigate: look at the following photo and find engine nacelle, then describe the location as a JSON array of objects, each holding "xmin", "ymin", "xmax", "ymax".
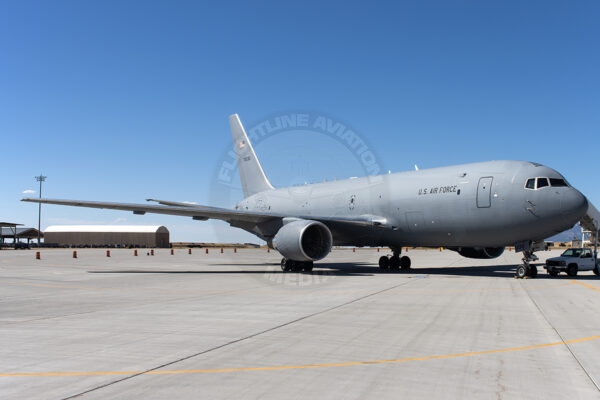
[
  {"xmin": 453, "ymin": 247, "xmax": 505, "ymax": 259},
  {"xmin": 272, "ymin": 220, "xmax": 333, "ymax": 262}
]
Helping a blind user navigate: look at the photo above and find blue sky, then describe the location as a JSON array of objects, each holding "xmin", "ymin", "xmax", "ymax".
[{"xmin": 1, "ymin": 1, "xmax": 598, "ymax": 242}]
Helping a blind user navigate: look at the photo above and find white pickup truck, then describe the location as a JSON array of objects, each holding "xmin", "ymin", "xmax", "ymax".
[{"xmin": 544, "ymin": 248, "xmax": 600, "ymax": 277}]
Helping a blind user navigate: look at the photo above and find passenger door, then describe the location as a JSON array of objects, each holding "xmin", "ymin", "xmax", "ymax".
[{"xmin": 477, "ymin": 177, "xmax": 493, "ymax": 208}]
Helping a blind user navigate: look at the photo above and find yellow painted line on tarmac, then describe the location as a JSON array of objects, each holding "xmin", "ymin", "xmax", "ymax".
[
  {"xmin": 3, "ymin": 334, "xmax": 600, "ymax": 378},
  {"xmin": 572, "ymin": 280, "xmax": 600, "ymax": 293}
]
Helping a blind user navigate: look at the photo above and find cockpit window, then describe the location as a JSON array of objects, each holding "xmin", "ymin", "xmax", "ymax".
[
  {"xmin": 537, "ymin": 178, "xmax": 549, "ymax": 188},
  {"xmin": 525, "ymin": 178, "xmax": 536, "ymax": 189},
  {"xmin": 525, "ymin": 177, "xmax": 566, "ymax": 190},
  {"xmin": 550, "ymin": 178, "xmax": 568, "ymax": 187}
]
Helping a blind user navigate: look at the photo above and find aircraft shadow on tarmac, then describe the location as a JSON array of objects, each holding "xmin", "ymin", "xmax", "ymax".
[
  {"xmin": 319, "ymin": 263, "xmax": 600, "ymax": 280},
  {"xmin": 89, "ymin": 262, "xmax": 599, "ymax": 280},
  {"xmin": 88, "ymin": 263, "xmax": 374, "ymax": 277},
  {"xmin": 315, "ymin": 263, "xmax": 518, "ymax": 278}
]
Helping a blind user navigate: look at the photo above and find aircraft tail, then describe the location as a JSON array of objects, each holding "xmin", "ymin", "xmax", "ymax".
[{"xmin": 229, "ymin": 114, "xmax": 274, "ymax": 198}]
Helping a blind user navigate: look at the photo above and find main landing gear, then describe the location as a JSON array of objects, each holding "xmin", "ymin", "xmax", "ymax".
[
  {"xmin": 280, "ymin": 258, "xmax": 314, "ymax": 273},
  {"xmin": 515, "ymin": 250, "xmax": 538, "ymax": 279},
  {"xmin": 378, "ymin": 247, "xmax": 411, "ymax": 271}
]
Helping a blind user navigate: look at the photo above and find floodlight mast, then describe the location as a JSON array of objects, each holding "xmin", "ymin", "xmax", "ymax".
[{"xmin": 35, "ymin": 175, "xmax": 47, "ymax": 246}]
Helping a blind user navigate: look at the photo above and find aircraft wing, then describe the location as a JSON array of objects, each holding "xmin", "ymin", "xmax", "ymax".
[
  {"xmin": 21, "ymin": 197, "xmax": 278, "ymax": 224},
  {"xmin": 21, "ymin": 197, "xmax": 389, "ymax": 236},
  {"xmin": 145, "ymin": 199, "xmax": 201, "ymax": 207}
]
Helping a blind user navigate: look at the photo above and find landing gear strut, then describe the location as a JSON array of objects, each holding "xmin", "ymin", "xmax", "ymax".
[
  {"xmin": 280, "ymin": 258, "xmax": 313, "ymax": 273},
  {"xmin": 379, "ymin": 247, "xmax": 411, "ymax": 271},
  {"xmin": 515, "ymin": 250, "xmax": 538, "ymax": 279}
]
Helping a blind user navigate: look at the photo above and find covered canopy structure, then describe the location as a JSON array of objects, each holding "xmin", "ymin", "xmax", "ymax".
[
  {"xmin": 44, "ymin": 225, "xmax": 170, "ymax": 248},
  {"xmin": 0, "ymin": 223, "xmax": 42, "ymax": 248}
]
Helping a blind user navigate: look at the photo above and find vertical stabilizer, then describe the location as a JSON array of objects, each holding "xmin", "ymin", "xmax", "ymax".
[{"xmin": 229, "ymin": 114, "xmax": 274, "ymax": 198}]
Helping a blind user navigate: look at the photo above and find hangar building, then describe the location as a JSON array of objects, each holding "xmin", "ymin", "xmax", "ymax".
[{"xmin": 44, "ymin": 225, "xmax": 170, "ymax": 248}]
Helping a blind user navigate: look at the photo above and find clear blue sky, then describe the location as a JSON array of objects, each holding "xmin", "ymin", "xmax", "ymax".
[{"xmin": 2, "ymin": 1, "xmax": 598, "ymax": 243}]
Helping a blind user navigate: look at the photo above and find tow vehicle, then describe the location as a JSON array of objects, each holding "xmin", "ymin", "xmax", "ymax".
[{"xmin": 544, "ymin": 247, "xmax": 600, "ymax": 277}]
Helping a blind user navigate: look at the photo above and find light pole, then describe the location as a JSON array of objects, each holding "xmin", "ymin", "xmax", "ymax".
[{"xmin": 35, "ymin": 175, "xmax": 47, "ymax": 246}]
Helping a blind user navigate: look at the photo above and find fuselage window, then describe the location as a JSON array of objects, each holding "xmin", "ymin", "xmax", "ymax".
[
  {"xmin": 550, "ymin": 178, "xmax": 568, "ymax": 187},
  {"xmin": 537, "ymin": 178, "xmax": 549, "ymax": 189},
  {"xmin": 525, "ymin": 178, "xmax": 536, "ymax": 189}
]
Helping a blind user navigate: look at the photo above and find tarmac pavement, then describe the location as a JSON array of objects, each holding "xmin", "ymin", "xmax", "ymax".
[{"xmin": 1, "ymin": 247, "xmax": 599, "ymax": 399}]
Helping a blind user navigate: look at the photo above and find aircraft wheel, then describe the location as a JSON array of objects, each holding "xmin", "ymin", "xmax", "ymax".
[
  {"xmin": 292, "ymin": 261, "xmax": 304, "ymax": 272},
  {"xmin": 566, "ymin": 264, "xmax": 578, "ymax": 277},
  {"xmin": 548, "ymin": 269, "xmax": 559, "ymax": 277},
  {"xmin": 379, "ymin": 256, "xmax": 389, "ymax": 270},
  {"xmin": 528, "ymin": 266, "xmax": 537, "ymax": 278},
  {"xmin": 281, "ymin": 258, "xmax": 288, "ymax": 272},
  {"xmin": 389, "ymin": 256, "xmax": 400, "ymax": 270},
  {"xmin": 285, "ymin": 259, "xmax": 297, "ymax": 272},
  {"xmin": 515, "ymin": 265, "xmax": 527, "ymax": 279},
  {"xmin": 400, "ymin": 256, "xmax": 411, "ymax": 270},
  {"xmin": 303, "ymin": 262, "xmax": 314, "ymax": 273}
]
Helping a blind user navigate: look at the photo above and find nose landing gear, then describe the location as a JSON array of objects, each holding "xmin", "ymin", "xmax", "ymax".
[
  {"xmin": 514, "ymin": 240, "xmax": 546, "ymax": 279},
  {"xmin": 515, "ymin": 250, "xmax": 538, "ymax": 278}
]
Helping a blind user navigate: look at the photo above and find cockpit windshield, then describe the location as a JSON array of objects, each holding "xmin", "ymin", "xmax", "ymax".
[
  {"xmin": 525, "ymin": 177, "xmax": 568, "ymax": 190},
  {"xmin": 549, "ymin": 178, "xmax": 568, "ymax": 187}
]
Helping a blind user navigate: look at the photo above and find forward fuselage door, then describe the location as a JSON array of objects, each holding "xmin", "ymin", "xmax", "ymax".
[{"xmin": 477, "ymin": 177, "xmax": 493, "ymax": 208}]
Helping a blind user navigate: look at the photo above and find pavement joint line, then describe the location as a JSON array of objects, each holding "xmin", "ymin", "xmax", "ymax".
[
  {"xmin": 523, "ymin": 279, "xmax": 600, "ymax": 392},
  {"xmin": 3, "ymin": 334, "xmax": 600, "ymax": 378},
  {"xmin": 51, "ymin": 279, "xmax": 425, "ymax": 399}
]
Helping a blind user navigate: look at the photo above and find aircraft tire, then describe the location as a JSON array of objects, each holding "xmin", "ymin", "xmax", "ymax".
[
  {"xmin": 292, "ymin": 261, "xmax": 304, "ymax": 272},
  {"xmin": 389, "ymin": 256, "xmax": 400, "ymax": 270},
  {"xmin": 284, "ymin": 259, "xmax": 300, "ymax": 272},
  {"xmin": 515, "ymin": 265, "xmax": 526, "ymax": 279},
  {"xmin": 303, "ymin": 262, "xmax": 314, "ymax": 273},
  {"xmin": 281, "ymin": 258, "xmax": 288, "ymax": 272},
  {"xmin": 528, "ymin": 266, "xmax": 537, "ymax": 278},
  {"xmin": 566, "ymin": 264, "xmax": 578, "ymax": 277},
  {"xmin": 379, "ymin": 256, "xmax": 389, "ymax": 269},
  {"xmin": 400, "ymin": 256, "xmax": 411, "ymax": 270}
]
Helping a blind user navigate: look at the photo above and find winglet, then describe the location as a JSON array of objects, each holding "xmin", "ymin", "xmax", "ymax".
[{"xmin": 229, "ymin": 114, "xmax": 274, "ymax": 198}]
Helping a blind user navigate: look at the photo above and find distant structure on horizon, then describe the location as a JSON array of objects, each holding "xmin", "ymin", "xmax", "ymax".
[{"xmin": 44, "ymin": 225, "xmax": 170, "ymax": 248}]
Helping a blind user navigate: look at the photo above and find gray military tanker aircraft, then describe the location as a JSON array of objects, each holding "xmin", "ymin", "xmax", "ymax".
[{"xmin": 23, "ymin": 114, "xmax": 600, "ymax": 278}]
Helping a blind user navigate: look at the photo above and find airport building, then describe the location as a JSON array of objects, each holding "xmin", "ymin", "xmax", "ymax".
[
  {"xmin": 0, "ymin": 223, "xmax": 43, "ymax": 248},
  {"xmin": 44, "ymin": 225, "xmax": 170, "ymax": 248}
]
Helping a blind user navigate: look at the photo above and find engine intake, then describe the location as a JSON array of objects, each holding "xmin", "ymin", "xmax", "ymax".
[
  {"xmin": 272, "ymin": 220, "xmax": 332, "ymax": 261},
  {"xmin": 452, "ymin": 247, "xmax": 505, "ymax": 259}
]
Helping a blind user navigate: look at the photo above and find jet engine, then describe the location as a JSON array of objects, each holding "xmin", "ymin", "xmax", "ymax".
[
  {"xmin": 272, "ymin": 220, "xmax": 333, "ymax": 262},
  {"xmin": 452, "ymin": 247, "xmax": 505, "ymax": 259}
]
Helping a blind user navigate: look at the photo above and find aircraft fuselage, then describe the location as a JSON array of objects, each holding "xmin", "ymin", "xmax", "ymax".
[{"xmin": 236, "ymin": 160, "xmax": 588, "ymax": 248}]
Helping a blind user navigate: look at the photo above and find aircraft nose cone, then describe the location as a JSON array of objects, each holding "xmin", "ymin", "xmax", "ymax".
[{"xmin": 562, "ymin": 188, "xmax": 588, "ymax": 222}]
